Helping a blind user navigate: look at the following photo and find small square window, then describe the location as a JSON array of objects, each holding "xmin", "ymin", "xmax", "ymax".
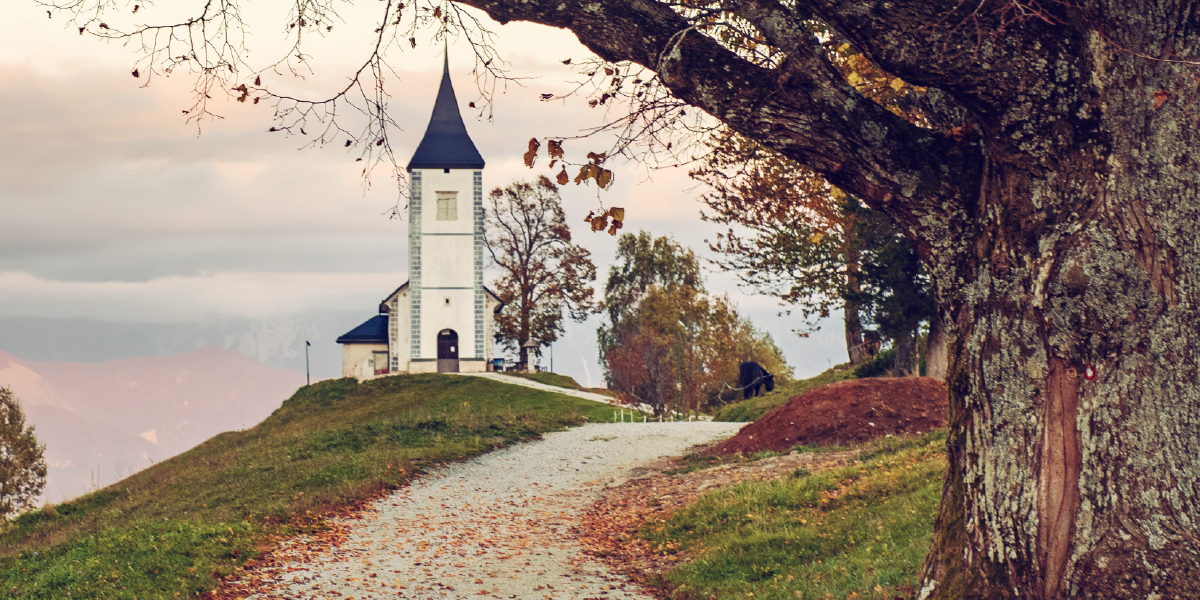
[
  {"xmin": 436, "ymin": 191, "xmax": 457, "ymax": 220},
  {"xmin": 445, "ymin": 297, "xmax": 451, "ymax": 305}
]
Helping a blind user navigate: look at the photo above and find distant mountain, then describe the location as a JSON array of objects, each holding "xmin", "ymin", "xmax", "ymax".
[
  {"xmin": 0, "ymin": 346, "xmax": 305, "ymax": 502},
  {"xmin": 0, "ymin": 312, "xmax": 369, "ymax": 380}
]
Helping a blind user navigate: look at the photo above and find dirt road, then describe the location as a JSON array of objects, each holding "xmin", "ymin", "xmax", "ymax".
[{"xmin": 241, "ymin": 421, "xmax": 742, "ymax": 600}]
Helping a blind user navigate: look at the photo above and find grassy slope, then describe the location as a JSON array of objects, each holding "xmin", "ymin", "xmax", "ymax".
[
  {"xmin": 713, "ymin": 364, "xmax": 857, "ymax": 422},
  {"xmin": 497, "ymin": 370, "xmax": 584, "ymax": 390},
  {"xmin": 1, "ymin": 374, "xmax": 627, "ymax": 600},
  {"xmin": 642, "ymin": 430, "xmax": 947, "ymax": 599}
]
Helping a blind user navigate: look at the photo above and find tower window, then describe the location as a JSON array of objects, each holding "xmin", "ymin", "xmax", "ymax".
[
  {"xmin": 445, "ymin": 297, "xmax": 451, "ymax": 305},
  {"xmin": 436, "ymin": 191, "xmax": 458, "ymax": 220},
  {"xmin": 444, "ymin": 168, "xmax": 450, "ymax": 173}
]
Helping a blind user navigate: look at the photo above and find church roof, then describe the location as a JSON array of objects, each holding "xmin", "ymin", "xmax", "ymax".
[
  {"xmin": 407, "ymin": 54, "xmax": 485, "ymax": 171},
  {"xmin": 336, "ymin": 314, "xmax": 389, "ymax": 344},
  {"xmin": 379, "ymin": 281, "xmax": 504, "ymax": 314}
]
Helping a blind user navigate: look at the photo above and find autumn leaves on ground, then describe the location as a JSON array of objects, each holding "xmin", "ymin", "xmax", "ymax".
[{"xmin": 1, "ymin": 370, "xmax": 947, "ymax": 600}]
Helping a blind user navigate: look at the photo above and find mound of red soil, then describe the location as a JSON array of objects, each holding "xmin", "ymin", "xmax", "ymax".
[{"xmin": 709, "ymin": 377, "xmax": 947, "ymax": 455}]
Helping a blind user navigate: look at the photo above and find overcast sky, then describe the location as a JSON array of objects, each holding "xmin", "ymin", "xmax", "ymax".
[{"xmin": 0, "ymin": 1, "xmax": 848, "ymax": 385}]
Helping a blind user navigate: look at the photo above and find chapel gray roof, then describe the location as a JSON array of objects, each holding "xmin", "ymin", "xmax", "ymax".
[{"xmin": 407, "ymin": 54, "xmax": 485, "ymax": 171}]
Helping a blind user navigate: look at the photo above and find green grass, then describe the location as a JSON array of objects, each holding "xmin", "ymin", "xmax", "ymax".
[
  {"xmin": 641, "ymin": 430, "xmax": 947, "ymax": 600},
  {"xmin": 713, "ymin": 364, "xmax": 857, "ymax": 422},
  {"xmin": 498, "ymin": 370, "xmax": 584, "ymax": 390},
  {"xmin": 0, "ymin": 374, "xmax": 623, "ymax": 599}
]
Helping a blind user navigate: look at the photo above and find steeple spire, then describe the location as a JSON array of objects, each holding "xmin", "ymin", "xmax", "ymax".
[{"xmin": 407, "ymin": 47, "xmax": 485, "ymax": 171}]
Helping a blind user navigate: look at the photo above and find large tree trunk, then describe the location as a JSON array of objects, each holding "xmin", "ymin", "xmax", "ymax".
[
  {"xmin": 916, "ymin": 53, "xmax": 1200, "ymax": 600},
  {"xmin": 455, "ymin": 2, "xmax": 1200, "ymax": 596}
]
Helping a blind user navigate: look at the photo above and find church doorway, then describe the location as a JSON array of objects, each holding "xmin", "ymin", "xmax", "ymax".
[{"xmin": 437, "ymin": 329, "xmax": 459, "ymax": 373}]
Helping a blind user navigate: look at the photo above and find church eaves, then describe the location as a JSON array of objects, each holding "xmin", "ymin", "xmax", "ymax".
[{"xmin": 406, "ymin": 54, "xmax": 485, "ymax": 171}]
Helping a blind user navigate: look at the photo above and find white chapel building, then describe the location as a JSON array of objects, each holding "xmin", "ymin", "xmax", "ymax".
[{"xmin": 337, "ymin": 56, "xmax": 503, "ymax": 379}]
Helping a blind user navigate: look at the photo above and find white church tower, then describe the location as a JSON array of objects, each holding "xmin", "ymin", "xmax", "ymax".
[{"xmin": 337, "ymin": 54, "xmax": 502, "ymax": 378}]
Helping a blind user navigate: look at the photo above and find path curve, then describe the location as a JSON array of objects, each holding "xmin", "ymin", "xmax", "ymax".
[
  {"xmin": 451, "ymin": 372, "xmax": 617, "ymax": 403},
  {"xmin": 247, "ymin": 421, "xmax": 742, "ymax": 599}
]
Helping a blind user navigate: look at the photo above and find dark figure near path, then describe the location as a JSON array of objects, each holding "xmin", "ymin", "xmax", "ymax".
[{"xmin": 739, "ymin": 362, "xmax": 775, "ymax": 400}]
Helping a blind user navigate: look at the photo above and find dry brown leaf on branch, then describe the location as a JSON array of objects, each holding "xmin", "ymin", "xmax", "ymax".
[
  {"xmin": 574, "ymin": 164, "xmax": 596, "ymax": 185},
  {"xmin": 547, "ymin": 140, "xmax": 564, "ymax": 160},
  {"xmin": 556, "ymin": 169, "xmax": 569, "ymax": 185},
  {"xmin": 523, "ymin": 138, "xmax": 540, "ymax": 168},
  {"xmin": 596, "ymin": 168, "xmax": 613, "ymax": 189},
  {"xmin": 583, "ymin": 207, "xmax": 624, "ymax": 235}
]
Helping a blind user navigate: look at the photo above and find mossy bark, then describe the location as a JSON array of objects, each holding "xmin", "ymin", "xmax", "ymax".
[{"xmin": 455, "ymin": 1, "xmax": 1200, "ymax": 596}]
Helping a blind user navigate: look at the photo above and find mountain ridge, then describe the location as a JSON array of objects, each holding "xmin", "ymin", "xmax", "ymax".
[{"xmin": 0, "ymin": 345, "xmax": 305, "ymax": 502}]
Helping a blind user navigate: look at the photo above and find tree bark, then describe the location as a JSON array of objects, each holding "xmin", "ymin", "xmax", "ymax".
[
  {"xmin": 925, "ymin": 311, "xmax": 948, "ymax": 381},
  {"xmin": 453, "ymin": 1, "xmax": 1200, "ymax": 596},
  {"xmin": 844, "ymin": 301, "xmax": 869, "ymax": 365},
  {"xmin": 844, "ymin": 265, "xmax": 871, "ymax": 365},
  {"xmin": 893, "ymin": 332, "xmax": 917, "ymax": 377}
]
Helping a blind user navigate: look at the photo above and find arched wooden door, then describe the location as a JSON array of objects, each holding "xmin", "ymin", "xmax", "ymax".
[{"xmin": 437, "ymin": 329, "xmax": 459, "ymax": 373}]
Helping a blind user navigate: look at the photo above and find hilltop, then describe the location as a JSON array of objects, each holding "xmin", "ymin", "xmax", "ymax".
[{"xmin": 1, "ymin": 373, "xmax": 629, "ymax": 599}]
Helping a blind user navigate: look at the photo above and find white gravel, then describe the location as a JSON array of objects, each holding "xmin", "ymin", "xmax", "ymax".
[{"xmin": 248, "ymin": 421, "xmax": 742, "ymax": 600}]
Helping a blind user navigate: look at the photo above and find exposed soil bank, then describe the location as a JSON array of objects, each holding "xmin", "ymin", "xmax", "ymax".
[{"xmin": 709, "ymin": 377, "xmax": 946, "ymax": 455}]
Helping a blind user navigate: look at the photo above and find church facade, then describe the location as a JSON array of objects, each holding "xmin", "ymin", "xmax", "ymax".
[{"xmin": 337, "ymin": 56, "xmax": 503, "ymax": 379}]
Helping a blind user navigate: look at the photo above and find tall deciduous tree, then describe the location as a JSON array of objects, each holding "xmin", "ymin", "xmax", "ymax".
[
  {"xmin": 0, "ymin": 387, "xmax": 47, "ymax": 520},
  {"xmin": 604, "ymin": 281, "xmax": 789, "ymax": 417},
  {"xmin": 59, "ymin": 0, "xmax": 1200, "ymax": 595},
  {"xmin": 694, "ymin": 128, "xmax": 934, "ymax": 368},
  {"xmin": 484, "ymin": 176, "xmax": 598, "ymax": 366},
  {"xmin": 599, "ymin": 231, "xmax": 704, "ymax": 324},
  {"xmin": 597, "ymin": 231, "xmax": 702, "ymax": 371},
  {"xmin": 600, "ymin": 232, "xmax": 789, "ymax": 416}
]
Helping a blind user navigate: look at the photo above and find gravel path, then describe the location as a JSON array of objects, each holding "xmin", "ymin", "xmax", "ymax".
[
  {"xmin": 247, "ymin": 421, "xmax": 742, "ymax": 600},
  {"xmin": 451, "ymin": 372, "xmax": 616, "ymax": 403}
]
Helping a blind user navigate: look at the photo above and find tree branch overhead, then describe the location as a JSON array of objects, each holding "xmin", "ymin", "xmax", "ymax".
[{"xmin": 460, "ymin": 0, "xmax": 982, "ymax": 235}]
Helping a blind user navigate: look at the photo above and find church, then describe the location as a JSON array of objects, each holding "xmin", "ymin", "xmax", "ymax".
[{"xmin": 337, "ymin": 55, "xmax": 504, "ymax": 379}]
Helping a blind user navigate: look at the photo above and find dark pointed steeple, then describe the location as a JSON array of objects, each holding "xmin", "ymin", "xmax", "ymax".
[{"xmin": 407, "ymin": 50, "xmax": 485, "ymax": 170}]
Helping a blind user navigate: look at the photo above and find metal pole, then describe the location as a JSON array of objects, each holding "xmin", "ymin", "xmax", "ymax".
[
  {"xmin": 305, "ymin": 341, "xmax": 311, "ymax": 386},
  {"xmin": 550, "ymin": 342, "xmax": 553, "ymax": 373}
]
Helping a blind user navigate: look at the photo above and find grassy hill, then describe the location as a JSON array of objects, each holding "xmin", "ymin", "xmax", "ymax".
[
  {"xmin": 640, "ymin": 430, "xmax": 947, "ymax": 598},
  {"xmin": 713, "ymin": 364, "xmax": 858, "ymax": 422},
  {"xmin": 1, "ymin": 374, "xmax": 628, "ymax": 599}
]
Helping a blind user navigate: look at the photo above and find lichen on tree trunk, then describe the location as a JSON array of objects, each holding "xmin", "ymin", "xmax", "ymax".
[
  {"xmin": 451, "ymin": 1, "xmax": 1200, "ymax": 596},
  {"xmin": 917, "ymin": 37, "xmax": 1200, "ymax": 593}
]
